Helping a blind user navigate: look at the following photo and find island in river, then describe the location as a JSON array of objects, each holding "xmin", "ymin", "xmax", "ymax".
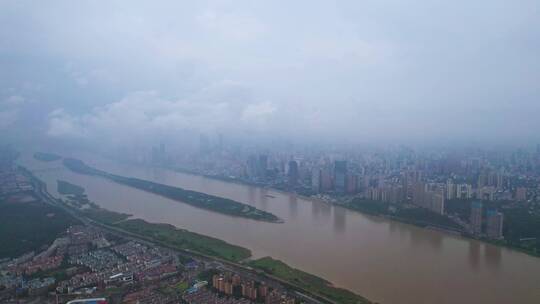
[
  {"xmin": 62, "ymin": 158, "xmax": 282, "ymax": 223},
  {"xmin": 17, "ymin": 162, "xmax": 373, "ymax": 304},
  {"xmin": 57, "ymin": 179, "xmax": 85, "ymax": 196},
  {"xmin": 33, "ymin": 152, "xmax": 62, "ymax": 162}
]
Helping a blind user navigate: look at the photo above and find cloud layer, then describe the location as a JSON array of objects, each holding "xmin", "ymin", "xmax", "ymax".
[{"xmin": 1, "ymin": 0, "xmax": 539, "ymax": 147}]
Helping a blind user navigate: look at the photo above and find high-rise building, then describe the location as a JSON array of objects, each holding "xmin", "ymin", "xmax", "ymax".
[
  {"xmin": 478, "ymin": 186, "xmax": 495, "ymax": 201},
  {"xmin": 486, "ymin": 210, "xmax": 504, "ymax": 239},
  {"xmin": 320, "ymin": 168, "xmax": 333, "ymax": 191},
  {"xmin": 346, "ymin": 174, "xmax": 358, "ymax": 194},
  {"xmin": 334, "ymin": 161, "xmax": 347, "ymax": 193},
  {"xmin": 431, "ymin": 193, "xmax": 445, "ymax": 215},
  {"xmin": 477, "ymin": 171, "xmax": 488, "ymax": 188},
  {"xmin": 258, "ymin": 283, "xmax": 268, "ymax": 298},
  {"xmin": 241, "ymin": 281, "xmax": 258, "ymax": 300},
  {"xmin": 311, "ymin": 168, "xmax": 321, "ymax": 193},
  {"xmin": 515, "ymin": 187, "xmax": 527, "ymax": 202},
  {"xmin": 496, "ymin": 173, "xmax": 504, "ymax": 189},
  {"xmin": 247, "ymin": 155, "xmax": 258, "ymax": 179},
  {"xmin": 412, "ymin": 182, "xmax": 426, "ymax": 207},
  {"xmin": 218, "ymin": 133, "xmax": 224, "ymax": 151},
  {"xmin": 199, "ymin": 134, "xmax": 210, "ymax": 154},
  {"xmin": 257, "ymin": 155, "xmax": 268, "ymax": 179},
  {"xmin": 457, "ymin": 184, "xmax": 473, "ymax": 199},
  {"xmin": 446, "ymin": 179, "xmax": 455, "ymax": 200},
  {"xmin": 288, "ymin": 160, "xmax": 299, "ymax": 186},
  {"xmin": 470, "ymin": 201, "xmax": 483, "ymax": 235},
  {"xmin": 159, "ymin": 142, "xmax": 165, "ymax": 154}
]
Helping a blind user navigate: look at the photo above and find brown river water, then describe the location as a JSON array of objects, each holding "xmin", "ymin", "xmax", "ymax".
[{"xmin": 19, "ymin": 153, "xmax": 540, "ymax": 304}]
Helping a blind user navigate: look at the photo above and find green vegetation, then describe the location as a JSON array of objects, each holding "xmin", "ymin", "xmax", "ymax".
[
  {"xmin": 197, "ymin": 269, "xmax": 220, "ymax": 284},
  {"xmin": 502, "ymin": 207, "xmax": 540, "ymax": 255},
  {"xmin": 28, "ymin": 258, "xmax": 71, "ymax": 281},
  {"xmin": 394, "ymin": 208, "xmax": 462, "ymax": 230},
  {"xmin": 77, "ymin": 200, "xmax": 250, "ymax": 262},
  {"xmin": 175, "ymin": 281, "xmax": 189, "ymax": 293},
  {"xmin": 115, "ymin": 219, "xmax": 251, "ymax": 262},
  {"xmin": 57, "ymin": 180, "xmax": 85, "ymax": 196},
  {"xmin": 33, "ymin": 152, "xmax": 61, "ymax": 162},
  {"xmin": 0, "ymin": 199, "xmax": 80, "ymax": 259},
  {"xmin": 346, "ymin": 199, "xmax": 463, "ymax": 231},
  {"xmin": 61, "ymin": 187, "xmax": 250, "ymax": 262},
  {"xmin": 158, "ymin": 280, "xmax": 190, "ymax": 296},
  {"xmin": 344, "ymin": 199, "xmax": 390, "ymax": 216},
  {"xmin": 63, "ymin": 158, "xmax": 282, "ymax": 223},
  {"xmin": 249, "ymin": 257, "xmax": 372, "ymax": 304},
  {"xmin": 83, "ymin": 208, "xmax": 131, "ymax": 225}
]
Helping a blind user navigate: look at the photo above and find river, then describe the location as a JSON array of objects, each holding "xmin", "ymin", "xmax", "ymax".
[{"xmin": 19, "ymin": 153, "xmax": 540, "ymax": 304}]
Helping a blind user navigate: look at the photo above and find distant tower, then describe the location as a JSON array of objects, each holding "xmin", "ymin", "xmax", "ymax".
[
  {"xmin": 446, "ymin": 179, "xmax": 455, "ymax": 200},
  {"xmin": 486, "ymin": 210, "xmax": 504, "ymax": 239},
  {"xmin": 432, "ymin": 193, "xmax": 445, "ymax": 215},
  {"xmin": 320, "ymin": 168, "xmax": 333, "ymax": 191},
  {"xmin": 218, "ymin": 133, "xmax": 224, "ymax": 151},
  {"xmin": 199, "ymin": 134, "xmax": 210, "ymax": 154},
  {"xmin": 257, "ymin": 155, "xmax": 268, "ymax": 179},
  {"xmin": 288, "ymin": 160, "xmax": 299, "ymax": 186},
  {"xmin": 311, "ymin": 168, "xmax": 321, "ymax": 193},
  {"xmin": 159, "ymin": 142, "xmax": 165, "ymax": 155},
  {"xmin": 247, "ymin": 155, "xmax": 258, "ymax": 179},
  {"xmin": 334, "ymin": 161, "xmax": 347, "ymax": 193},
  {"xmin": 470, "ymin": 201, "xmax": 483, "ymax": 235},
  {"xmin": 346, "ymin": 174, "xmax": 358, "ymax": 194}
]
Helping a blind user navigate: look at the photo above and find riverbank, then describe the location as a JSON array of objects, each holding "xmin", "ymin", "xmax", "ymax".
[
  {"xmin": 172, "ymin": 166, "xmax": 540, "ymax": 260},
  {"xmin": 249, "ymin": 257, "xmax": 372, "ymax": 304},
  {"xmin": 23, "ymin": 166, "xmax": 375, "ymax": 304},
  {"xmin": 80, "ymin": 205, "xmax": 375, "ymax": 303},
  {"xmin": 0, "ymin": 195, "xmax": 80, "ymax": 258}
]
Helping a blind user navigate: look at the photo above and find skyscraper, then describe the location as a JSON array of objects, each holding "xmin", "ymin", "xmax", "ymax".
[
  {"xmin": 412, "ymin": 182, "xmax": 426, "ymax": 207},
  {"xmin": 446, "ymin": 179, "xmax": 455, "ymax": 200},
  {"xmin": 247, "ymin": 155, "xmax": 258, "ymax": 179},
  {"xmin": 470, "ymin": 201, "xmax": 483, "ymax": 235},
  {"xmin": 515, "ymin": 187, "xmax": 527, "ymax": 202},
  {"xmin": 431, "ymin": 193, "xmax": 445, "ymax": 215},
  {"xmin": 199, "ymin": 134, "xmax": 210, "ymax": 154},
  {"xmin": 334, "ymin": 160, "xmax": 347, "ymax": 193},
  {"xmin": 486, "ymin": 210, "xmax": 504, "ymax": 239},
  {"xmin": 320, "ymin": 168, "xmax": 333, "ymax": 191},
  {"xmin": 288, "ymin": 160, "xmax": 299, "ymax": 186},
  {"xmin": 257, "ymin": 155, "xmax": 268, "ymax": 179},
  {"xmin": 346, "ymin": 174, "xmax": 358, "ymax": 194},
  {"xmin": 311, "ymin": 168, "xmax": 321, "ymax": 193},
  {"xmin": 457, "ymin": 184, "xmax": 473, "ymax": 199}
]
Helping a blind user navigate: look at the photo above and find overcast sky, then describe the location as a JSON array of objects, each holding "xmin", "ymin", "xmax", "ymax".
[{"xmin": 1, "ymin": 0, "xmax": 539, "ymax": 149}]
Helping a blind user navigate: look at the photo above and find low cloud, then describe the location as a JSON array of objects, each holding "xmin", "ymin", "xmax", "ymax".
[
  {"xmin": 47, "ymin": 90, "xmax": 278, "ymax": 145},
  {"xmin": 2, "ymin": 95, "xmax": 25, "ymax": 106},
  {"xmin": 0, "ymin": 109, "xmax": 18, "ymax": 129},
  {"xmin": 1, "ymin": 0, "xmax": 539, "ymax": 146}
]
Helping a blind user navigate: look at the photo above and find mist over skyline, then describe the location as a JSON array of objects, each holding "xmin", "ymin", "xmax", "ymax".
[{"xmin": 1, "ymin": 0, "xmax": 539, "ymax": 149}]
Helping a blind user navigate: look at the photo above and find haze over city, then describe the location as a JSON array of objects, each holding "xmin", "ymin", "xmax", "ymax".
[
  {"xmin": 1, "ymin": 0, "xmax": 540, "ymax": 149},
  {"xmin": 2, "ymin": 1, "xmax": 540, "ymax": 304}
]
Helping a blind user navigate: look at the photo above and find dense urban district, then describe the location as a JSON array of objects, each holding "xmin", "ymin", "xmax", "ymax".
[
  {"xmin": 143, "ymin": 139, "xmax": 540, "ymax": 256},
  {"xmin": 0, "ymin": 147, "xmax": 372, "ymax": 304}
]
